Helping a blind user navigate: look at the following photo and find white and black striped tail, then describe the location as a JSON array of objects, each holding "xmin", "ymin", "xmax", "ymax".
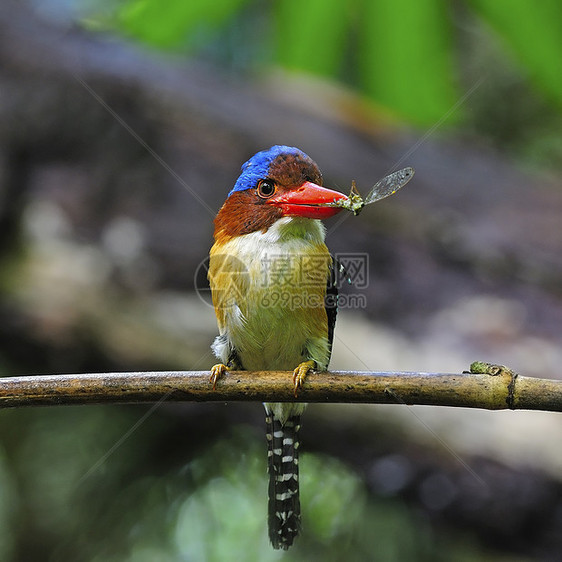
[{"xmin": 266, "ymin": 411, "xmax": 301, "ymax": 550}]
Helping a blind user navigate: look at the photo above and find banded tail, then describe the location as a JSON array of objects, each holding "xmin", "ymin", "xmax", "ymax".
[{"xmin": 265, "ymin": 410, "xmax": 301, "ymax": 549}]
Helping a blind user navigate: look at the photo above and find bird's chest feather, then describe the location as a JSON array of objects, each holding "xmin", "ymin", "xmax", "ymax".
[{"xmin": 209, "ymin": 218, "xmax": 331, "ymax": 370}]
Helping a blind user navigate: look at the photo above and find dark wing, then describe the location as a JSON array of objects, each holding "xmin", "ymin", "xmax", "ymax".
[{"xmin": 325, "ymin": 257, "xmax": 348, "ymax": 363}]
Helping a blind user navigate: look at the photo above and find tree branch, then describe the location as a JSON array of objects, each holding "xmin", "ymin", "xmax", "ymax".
[{"xmin": 0, "ymin": 363, "xmax": 560, "ymax": 411}]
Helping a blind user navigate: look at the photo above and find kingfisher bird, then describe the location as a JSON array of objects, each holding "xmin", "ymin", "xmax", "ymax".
[{"xmin": 208, "ymin": 145, "xmax": 346, "ymax": 549}]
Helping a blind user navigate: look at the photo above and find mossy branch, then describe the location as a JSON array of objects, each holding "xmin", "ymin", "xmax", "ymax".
[{"xmin": 0, "ymin": 363, "xmax": 560, "ymax": 412}]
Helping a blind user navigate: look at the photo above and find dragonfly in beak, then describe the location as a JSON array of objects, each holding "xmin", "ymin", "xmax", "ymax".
[{"xmin": 324, "ymin": 167, "xmax": 415, "ymax": 215}]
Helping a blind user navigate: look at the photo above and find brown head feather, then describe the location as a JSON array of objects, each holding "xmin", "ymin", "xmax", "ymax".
[
  {"xmin": 214, "ymin": 190, "xmax": 283, "ymax": 243},
  {"xmin": 214, "ymin": 152, "xmax": 323, "ymax": 243}
]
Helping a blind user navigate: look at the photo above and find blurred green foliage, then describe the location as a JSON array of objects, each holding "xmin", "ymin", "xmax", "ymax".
[
  {"xmin": 119, "ymin": 0, "xmax": 249, "ymax": 49},
  {"xmin": 468, "ymin": 0, "xmax": 562, "ymax": 108},
  {"xmin": 107, "ymin": 0, "xmax": 562, "ymax": 127},
  {"xmin": 0, "ymin": 407, "xmax": 501, "ymax": 561},
  {"xmin": 357, "ymin": 0, "xmax": 457, "ymax": 125}
]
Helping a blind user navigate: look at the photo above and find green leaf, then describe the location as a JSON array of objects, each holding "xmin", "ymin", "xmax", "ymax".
[
  {"xmin": 358, "ymin": 0, "xmax": 459, "ymax": 125},
  {"xmin": 119, "ymin": 0, "xmax": 250, "ymax": 49},
  {"xmin": 274, "ymin": 0, "xmax": 352, "ymax": 76},
  {"xmin": 468, "ymin": 0, "xmax": 562, "ymax": 108}
]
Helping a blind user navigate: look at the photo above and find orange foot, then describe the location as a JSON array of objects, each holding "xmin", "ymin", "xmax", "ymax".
[
  {"xmin": 292, "ymin": 360, "xmax": 315, "ymax": 397},
  {"xmin": 210, "ymin": 363, "xmax": 230, "ymax": 390}
]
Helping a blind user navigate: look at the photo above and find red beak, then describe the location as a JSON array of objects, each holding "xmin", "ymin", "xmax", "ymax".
[{"xmin": 267, "ymin": 182, "xmax": 348, "ymax": 219}]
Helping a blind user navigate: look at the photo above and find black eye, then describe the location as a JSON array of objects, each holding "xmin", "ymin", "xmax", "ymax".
[{"xmin": 257, "ymin": 179, "xmax": 276, "ymax": 198}]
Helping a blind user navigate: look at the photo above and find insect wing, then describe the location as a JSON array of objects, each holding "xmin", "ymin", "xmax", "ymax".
[{"xmin": 364, "ymin": 167, "xmax": 415, "ymax": 205}]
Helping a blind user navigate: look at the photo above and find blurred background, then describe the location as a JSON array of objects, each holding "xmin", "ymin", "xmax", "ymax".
[{"xmin": 1, "ymin": 0, "xmax": 562, "ymax": 560}]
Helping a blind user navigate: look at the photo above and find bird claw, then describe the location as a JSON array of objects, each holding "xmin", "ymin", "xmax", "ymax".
[
  {"xmin": 292, "ymin": 360, "xmax": 315, "ymax": 397},
  {"xmin": 210, "ymin": 363, "xmax": 230, "ymax": 390}
]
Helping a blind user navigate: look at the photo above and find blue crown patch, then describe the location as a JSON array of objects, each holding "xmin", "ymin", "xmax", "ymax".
[{"xmin": 228, "ymin": 145, "xmax": 307, "ymax": 197}]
